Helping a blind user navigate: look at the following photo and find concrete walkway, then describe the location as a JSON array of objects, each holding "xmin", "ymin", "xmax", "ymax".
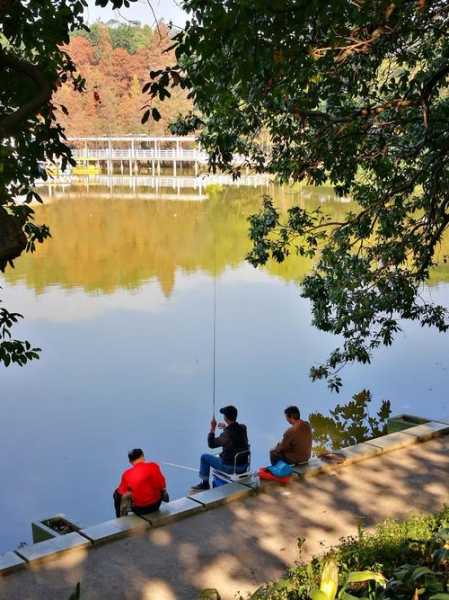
[{"xmin": 2, "ymin": 436, "xmax": 449, "ymax": 600}]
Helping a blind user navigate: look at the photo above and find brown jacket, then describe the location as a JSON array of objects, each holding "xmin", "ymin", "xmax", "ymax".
[{"xmin": 273, "ymin": 420, "xmax": 312, "ymax": 464}]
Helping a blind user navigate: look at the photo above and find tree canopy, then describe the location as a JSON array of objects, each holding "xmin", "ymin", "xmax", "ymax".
[
  {"xmin": 74, "ymin": 21, "xmax": 154, "ymax": 55},
  {"xmin": 148, "ymin": 0, "xmax": 449, "ymax": 389}
]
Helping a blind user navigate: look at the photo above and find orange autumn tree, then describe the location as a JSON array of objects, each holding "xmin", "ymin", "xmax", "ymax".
[{"xmin": 55, "ymin": 22, "xmax": 191, "ymax": 136}]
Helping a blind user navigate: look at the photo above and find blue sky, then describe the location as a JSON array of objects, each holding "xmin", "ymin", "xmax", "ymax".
[{"xmin": 86, "ymin": 0, "xmax": 186, "ymax": 28}]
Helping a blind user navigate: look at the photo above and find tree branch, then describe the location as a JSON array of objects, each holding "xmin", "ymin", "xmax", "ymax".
[
  {"xmin": 0, "ymin": 49, "xmax": 53, "ymax": 139},
  {"xmin": 292, "ymin": 98, "xmax": 418, "ymax": 126},
  {"xmin": 421, "ymin": 62, "xmax": 449, "ymax": 100}
]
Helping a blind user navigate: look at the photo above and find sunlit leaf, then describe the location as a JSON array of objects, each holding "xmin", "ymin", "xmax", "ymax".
[
  {"xmin": 320, "ymin": 559, "xmax": 339, "ymax": 600},
  {"xmin": 346, "ymin": 571, "xmax": 386, "ymax": 585}
]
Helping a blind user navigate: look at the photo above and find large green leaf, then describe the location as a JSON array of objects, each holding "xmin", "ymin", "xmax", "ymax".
[
  {"xmin": 320, "ymin": 559, "xmax": 339, "ymax": 600},
  {"xmin": 412, "ymin": 567, "xmax": 437, "ymax": 581},
  {"xmin": 346, "ymin": 571, "xmax": 386, "ymax": 585}
]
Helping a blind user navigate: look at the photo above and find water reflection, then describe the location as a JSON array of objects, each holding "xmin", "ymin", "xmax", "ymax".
[
  {"xmin": 9, "ymin": 180, "xmax": 448, "ymax": 294},
  {"xmin": 310, "ymin": 390, "xmax": 391, "ymax": 454},
  {"xmin": 41, "ymin": 173, "xmax": 273, "ymax": 202}
]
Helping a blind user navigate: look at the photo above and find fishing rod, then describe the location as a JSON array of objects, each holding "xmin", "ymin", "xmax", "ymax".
[
  {"xmin": 211, "ymin": 222, "xmax": 219, "ymax": 421},
  {"xmin": 212, "ymin": 265, "xmax": 217, "ymax": 419}
]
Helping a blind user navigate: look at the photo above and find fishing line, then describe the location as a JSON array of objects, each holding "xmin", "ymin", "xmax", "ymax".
[{"xmin": 160, "ymin": 461, "xmax": 197, "ymax": 472}]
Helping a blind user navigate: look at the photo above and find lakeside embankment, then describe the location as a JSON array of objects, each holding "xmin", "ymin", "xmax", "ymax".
[{"xmin": 2, "ymin": 422, "xmax": 449, "ymax": 599}]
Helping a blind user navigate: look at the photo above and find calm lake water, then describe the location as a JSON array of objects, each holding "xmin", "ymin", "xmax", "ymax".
[{"xmin": 1, "ymin": 178, "xmax": 449, "ymax": 553}]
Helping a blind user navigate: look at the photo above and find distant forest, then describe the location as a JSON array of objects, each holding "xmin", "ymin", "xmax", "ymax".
[{"xmin": 55, "ymin": 22, "xmax": 191, "ymax": 137}]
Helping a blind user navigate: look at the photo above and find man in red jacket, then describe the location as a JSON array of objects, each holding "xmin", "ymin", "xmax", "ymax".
[{"xmin": 113, "ymin": 448, "xmax": 168, "ymax": 517}]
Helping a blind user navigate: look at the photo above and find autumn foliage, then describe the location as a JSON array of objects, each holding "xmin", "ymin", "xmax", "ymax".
[{"xmin": 55, "ymin": 22, "xmax": 191, "ymax": 136}]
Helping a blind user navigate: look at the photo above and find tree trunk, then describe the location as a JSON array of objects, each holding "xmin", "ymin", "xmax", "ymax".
[{"xmin": 0, "ymin": 206, "xmax": 27, "ymax": 270}]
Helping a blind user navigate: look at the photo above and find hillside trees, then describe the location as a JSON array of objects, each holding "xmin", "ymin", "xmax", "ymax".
[
  {"xmin": 55, "ymin": 22, "xmax": 191, "ymax": 136},
  {"xmin": 149, "ymin": 0, "xmax": 449, "ymax": 389},
  {"xmin": 74, "ymin": 21, "xmax": 154, "ymax": 55}
]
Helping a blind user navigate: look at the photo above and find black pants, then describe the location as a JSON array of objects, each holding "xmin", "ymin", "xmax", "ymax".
[{"xmin": 113, "ymin": 490, "xmax": 162, "ymax": 518}]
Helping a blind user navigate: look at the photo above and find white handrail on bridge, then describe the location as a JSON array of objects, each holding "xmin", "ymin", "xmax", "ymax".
[
  {"xmin": 71, "ymin": 148, "xmax": 210, "ymax": 162},
  {"xmin": 67, "ymin": 135, "xmax": 197, "ymax": 143}
]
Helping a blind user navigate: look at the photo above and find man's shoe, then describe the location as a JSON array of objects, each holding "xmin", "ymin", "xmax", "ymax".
[{"xmin": 190, "ymin": 481, "xmax": 210, "ymax": 491}]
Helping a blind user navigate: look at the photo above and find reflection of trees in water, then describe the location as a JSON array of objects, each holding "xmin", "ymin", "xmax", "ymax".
[
  {"xmin": 5, "ymin": 183, "xmax": 449, "ymax": 295},
  {"xmin": 310, "ymin": 389, "xmax": 391, "ymax": 454}
]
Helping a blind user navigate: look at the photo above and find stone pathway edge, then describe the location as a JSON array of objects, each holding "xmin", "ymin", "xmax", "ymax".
[{"xmin": 2, "ymin": 418, "xmax": 449, "ymax": 575}]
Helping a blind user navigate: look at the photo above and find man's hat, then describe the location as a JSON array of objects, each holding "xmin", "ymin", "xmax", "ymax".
[{"xmin": 219, "ymin": 405, "xmax": 238, "ymax": 420}]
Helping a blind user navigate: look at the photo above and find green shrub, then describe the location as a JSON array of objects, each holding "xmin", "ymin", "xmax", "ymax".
[{"xmin": 248, "ymin": 507, "xmax": 449, "ymax": 599}]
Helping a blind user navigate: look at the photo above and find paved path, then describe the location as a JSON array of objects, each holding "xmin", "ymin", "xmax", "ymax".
[{"xmin": 2, "ymin": 436, "xmax": 449, "ymax": 600}]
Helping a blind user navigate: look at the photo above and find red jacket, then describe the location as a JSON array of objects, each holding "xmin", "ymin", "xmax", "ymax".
[{"xmin": 117, "ymin": 462, "xmax": 166, "ymax": 507}]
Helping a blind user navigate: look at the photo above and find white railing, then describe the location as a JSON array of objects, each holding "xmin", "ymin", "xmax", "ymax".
[{"xmin": 71, "ymin": 148, "xmax": 210, "ymax": 162}]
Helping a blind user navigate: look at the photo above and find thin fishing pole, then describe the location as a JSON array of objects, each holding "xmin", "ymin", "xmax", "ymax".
[
  {"xmin": 212, "ymin": 265, "xmax": 217, "ymax": 419},
  {"xmin": 212, "ymin": 228, "xmax": 217, "ymax": 419}
]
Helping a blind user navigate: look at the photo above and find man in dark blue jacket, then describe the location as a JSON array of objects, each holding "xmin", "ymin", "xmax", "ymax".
[{"xmin": 191, "ymin": 405, "xmax": 249, "ymax": 491}]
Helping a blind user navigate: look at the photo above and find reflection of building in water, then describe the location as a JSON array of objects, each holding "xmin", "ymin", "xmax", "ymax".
[
  {"xmin": 37, "ymin": 174, "xmax": 272, "ymax": 203},
  {"xmin": 65, "ymin": 136, "xmax": 251, "ymax": 177}
]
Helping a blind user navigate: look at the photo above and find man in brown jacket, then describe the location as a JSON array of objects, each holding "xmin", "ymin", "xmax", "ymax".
[{"xmin": 270, "ymin": 406, "xmax": 312, "ymax": 465}]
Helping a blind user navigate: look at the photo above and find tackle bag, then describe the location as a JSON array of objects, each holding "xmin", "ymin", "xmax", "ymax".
[{"xmin": 267, "ymin": 460, "xmax": 293, "ymax": 477}]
